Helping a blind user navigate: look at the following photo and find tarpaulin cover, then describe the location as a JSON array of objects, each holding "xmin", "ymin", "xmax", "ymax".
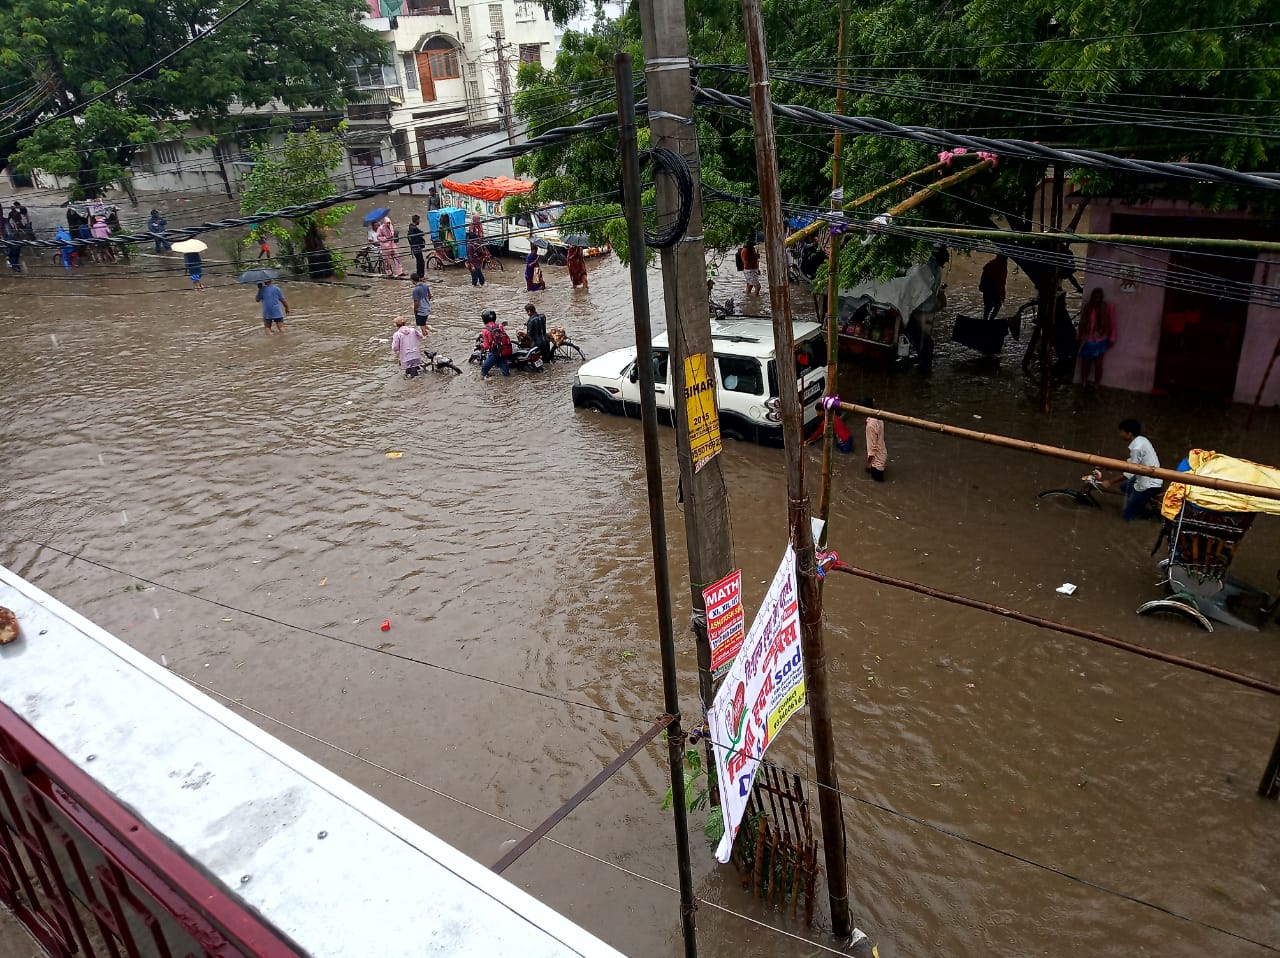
[
  {"xmin": 441, "ymin": 177, "xmax": 535, "ymax": 201},
  {"xmin": 427, "ymin": 208, "xmax": 467, "ymax": 248},
  {"xmin": 1161, "ymin": 449, "xmax": 1280, "ymax": 519}
]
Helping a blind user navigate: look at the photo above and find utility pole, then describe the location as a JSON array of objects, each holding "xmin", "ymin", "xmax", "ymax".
[
  {"xmin": 491, "ymin": 33, "xmax": 516, "ymax": 145},
  {"xmin": 740, "ymin": 0, "xmax": 853, "ymax": 940},
  {"xmin": 636, "ymin": 0, "xmax": 734, "ymax": 717}
]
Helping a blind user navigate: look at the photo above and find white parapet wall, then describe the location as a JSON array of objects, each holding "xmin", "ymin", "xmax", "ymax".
[{"xmin": 0, "ymin": 565, "xmax": 625, "ymax": 958}]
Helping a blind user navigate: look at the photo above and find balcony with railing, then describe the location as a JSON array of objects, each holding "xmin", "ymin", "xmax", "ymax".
[
  {"xmin": 402, "ymin": 0, "xmax": 452, "ymax": 15},
  {"xmin": 0, "ymin": 565, "xmax": 625, "ymax": 958},
  {"xmin": 346, "ymin": 84, "xmax": 404, "ymax": 122}
]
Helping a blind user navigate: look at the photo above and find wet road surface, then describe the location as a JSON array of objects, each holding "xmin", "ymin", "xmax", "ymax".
[{"xmin": 2, "ymin": 234, "xmax": 1278, "ymax": 956}]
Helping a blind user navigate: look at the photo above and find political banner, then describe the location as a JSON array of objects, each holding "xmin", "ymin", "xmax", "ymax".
[
  {"xmin": 683, "ymin": 353, "xmax": 722, "ymax": 473},
  {"xmin": 703, "ymin": 569, "xmax": 744, "ymax": 679},
  {"xmin": 708, "ymin": 544, "xmax": 806, "ymax": 863}
]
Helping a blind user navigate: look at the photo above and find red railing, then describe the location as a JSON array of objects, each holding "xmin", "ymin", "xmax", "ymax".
[{"xmin": 0, "ymin": 702, "xmax": 302, "ymax": 958}]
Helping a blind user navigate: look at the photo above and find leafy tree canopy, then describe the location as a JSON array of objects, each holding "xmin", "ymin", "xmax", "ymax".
[
  {"xmin": 239, "ymin": 123, "xmax": 354, "ymax": 275},
  {"xmin": 524, "ymin": 0, "xmax": 1278, "ymax": 279},
  {"xmin": 1, "ymin": 0, "xmax": 386, "ymax": 197}
]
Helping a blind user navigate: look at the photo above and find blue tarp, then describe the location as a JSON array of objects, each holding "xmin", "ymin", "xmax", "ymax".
[{"xmin": 427, "ymin": 207, "xmax": 467, "ymax": 248}]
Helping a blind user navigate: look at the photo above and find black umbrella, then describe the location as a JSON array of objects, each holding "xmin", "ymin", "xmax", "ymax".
[
  {"xmin": 238, "ymin": 268, "xmax": 279, "ymax": 284},
  {"xmin": 561, "ymin": 232, "xmax": 590, "ymax": 247}
]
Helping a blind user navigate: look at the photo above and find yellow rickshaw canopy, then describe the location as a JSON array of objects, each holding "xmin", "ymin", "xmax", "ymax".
[{"xmin": 1161, "ymin": 449, "xmax": 1280, "ymax": 520}]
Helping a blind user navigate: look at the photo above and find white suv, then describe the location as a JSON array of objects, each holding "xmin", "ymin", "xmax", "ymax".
[{"xmin": 571, "ymin": 319, "xmax": 828, "ymax": 446}]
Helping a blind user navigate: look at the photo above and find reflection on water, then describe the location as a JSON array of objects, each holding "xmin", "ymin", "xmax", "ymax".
[{"xmin": 1, "ymin": 243, "xmax": 1277, "ymax": 957}]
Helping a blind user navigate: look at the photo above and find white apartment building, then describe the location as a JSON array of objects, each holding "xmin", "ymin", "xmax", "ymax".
[{"xmin": 349, "ymin": 0, "xmax": 558, "ymax": 190}]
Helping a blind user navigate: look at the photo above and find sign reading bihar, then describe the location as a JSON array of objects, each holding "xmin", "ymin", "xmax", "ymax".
[
  {"xmin": 683, "ymin": 353, "xmax": 722, "ymax": 473},
  {"xmin": 703, "ymin": 570, "xmax": 745, "ymax": 679},
  {"xmin": 708, "ymin": 544, "xmax": 806, "ymax": 864}
]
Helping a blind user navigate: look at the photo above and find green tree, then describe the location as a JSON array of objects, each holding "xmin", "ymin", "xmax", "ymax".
[
  {"xmin": 529, "ymin": 0, "xmax": 1279, "ymax": 279},
  {"xmin": 1, "ymin": 0, "xmax": 385, "ymax": 198},
  {"xmin": 238, "ymin": 124, "xmax": 353, "ymax": 277}
]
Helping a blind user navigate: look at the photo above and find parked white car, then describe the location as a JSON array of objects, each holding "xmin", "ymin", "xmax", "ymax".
[{"xmin": 571, "ymin": 319, "xmax": 828, "ymax": 446}]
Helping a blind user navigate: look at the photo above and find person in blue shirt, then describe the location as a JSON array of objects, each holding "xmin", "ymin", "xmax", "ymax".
[
  {"xmin": 255, "ymin": 279, "xmax": 289, "ymax": 334},
  {"xmin": 183, "ymin": 251, "xmax": 204, "ymax": 289}
]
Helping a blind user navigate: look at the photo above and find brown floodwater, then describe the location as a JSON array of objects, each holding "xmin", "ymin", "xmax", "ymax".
[{"xmin": 1, "ymin": 230, "xmax": 1277, "ymax": 957}]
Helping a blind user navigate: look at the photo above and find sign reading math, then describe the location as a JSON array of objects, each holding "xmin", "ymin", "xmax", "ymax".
[
  {"xmin": 708, "ymin": 544, "xmax": 806, "ymax": 863},
  {"xmin": 702, "ymin": 570, "xmax": 744, "ymax": 680},
  {"xmin": 683, "ymin": 353, "xmax": 722, "ymax": 473}
]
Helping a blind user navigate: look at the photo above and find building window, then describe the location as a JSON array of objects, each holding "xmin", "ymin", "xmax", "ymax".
[
  {"xmin": 401, "ymin": 52, "xmax": 419, "ymax": 89},
  {"xmin": 488, "ymin": 2, "xmax": 504, "ymax": 35},
  {"xmin": 461, "ymin": 5, "xmax": 472, "ymax": 41},
  {"xmin": 154, "ymin": 141, "xmax": 181, "ymax": 165},
  {"xmin": 350, "ymin": 61, "xmax": 384, "ymax": 88},
  {"xmin": 351, "ymin": 147, "xmax": 383, "ymax": 167},
  {"xmin": 518, "ymin": 43, "xmax": 542, "ymax": 64},
  {"xmin": 424, "ymin": 37, "xmax": 461, "ymax": 79},
  {"xmin": 515, "ymin": 1, "xmax": 534, "ymax": 20}
]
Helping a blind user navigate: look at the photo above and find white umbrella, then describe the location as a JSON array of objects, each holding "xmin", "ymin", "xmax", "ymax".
[{"xmin": 171, "ymin": 238, "xmax": 207, "ymax": 253}]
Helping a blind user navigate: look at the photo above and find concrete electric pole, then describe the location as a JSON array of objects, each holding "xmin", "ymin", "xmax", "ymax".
[{"xmin": 635, "ymin": 0, "xmax": 735, "ymax": 719}]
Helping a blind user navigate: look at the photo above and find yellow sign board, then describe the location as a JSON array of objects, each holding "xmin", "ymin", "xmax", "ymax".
[{"xmin": 684, "ymin": 353, "xmax": 722, "ymax": 472}]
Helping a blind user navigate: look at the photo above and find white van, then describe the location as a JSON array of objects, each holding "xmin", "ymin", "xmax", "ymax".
[{"xmin": 571, "ymin": 319, "xmax": 827, "ymax": 446}]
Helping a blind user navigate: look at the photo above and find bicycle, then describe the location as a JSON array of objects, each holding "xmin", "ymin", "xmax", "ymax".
[
  {"xmin": 1037, "ymin": 473, "xmax": 1107, "ymax": 508},
  {"xmin": 422, "ymin": 350, "xmax": 462, "ymax": 375}
]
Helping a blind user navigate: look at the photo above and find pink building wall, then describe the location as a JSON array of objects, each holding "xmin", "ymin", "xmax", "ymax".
[{"xmin": 1074, "ymin": 198, "xmax": 1280, "ymax": 405}]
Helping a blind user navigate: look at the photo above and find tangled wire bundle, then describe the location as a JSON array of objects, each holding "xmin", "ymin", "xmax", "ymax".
[{"xmin": 639, "ymin": 147, "xmax": 695, "ymax": 249}]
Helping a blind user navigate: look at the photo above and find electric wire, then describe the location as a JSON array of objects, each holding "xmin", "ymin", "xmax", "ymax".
[
  {"xmin": 691, "ymin": 85, "xmax": 1280, "ymax": 191},
  {"xmin": 173, "ymin": 675, "xmax": 866, "ymax": 957},
  {"xmin": 762, "ymin": 19, "xmax": 1280, "ymax": 62}
]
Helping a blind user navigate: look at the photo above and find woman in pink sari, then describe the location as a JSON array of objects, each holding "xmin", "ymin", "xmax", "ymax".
[{"xmin": 375, "ymin": 216, "xmax": 404, "ymax": 277}]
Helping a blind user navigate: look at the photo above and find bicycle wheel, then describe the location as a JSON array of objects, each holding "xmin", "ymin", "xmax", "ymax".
[
  {"xmin": 426, "ymin": 251, "xmax": 445, "ymax": 270},
  {"xmin": 1037, "ymin": 488, "xmax": 1099, "ymax": 507},
  {"xmin": 437, "ymin": 360, "xmax": 462, "ymax": 375},
  {"xmin": 553, "ymin": 341, "xmax": 586, "ymax": 362},
  {"xmin": 485, "ymin": 255, "xmax": 505, "ymax": 272}
]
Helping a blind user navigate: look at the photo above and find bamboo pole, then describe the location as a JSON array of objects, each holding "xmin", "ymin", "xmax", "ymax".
[
  {"xmin": 881, "ymin": 160, "xmax": 994, "ymax": 219},
  {"xmin": 742, "ymin": 0, "xmax": 852, "ymax": 937},
  {"xmin": 885, "ymin": 226, "xmax": 1280, "ymax": 255},
  {"xmin": 816, "ymin": 0, "xmax": 849, "ymax": 545},
  {"xmin": 829, "ymin": 400, "xmax": 1280, "ymax": 502},
  {"xmin": 783, "ymin": 159, "xmax": 953, "ymax": 248}
]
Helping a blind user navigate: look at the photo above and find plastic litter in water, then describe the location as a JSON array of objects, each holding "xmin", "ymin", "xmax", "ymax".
[
  {"xmin": 380, "ymin": 619, "xmax": 391, "ymax": 632},
  {"xmin": 1056, "ymin": 583, "xmax": 1078, "ymax": 596},
  {"xmin": 385, "ymin": 451, "xmax": 404, "ymax": 459}
]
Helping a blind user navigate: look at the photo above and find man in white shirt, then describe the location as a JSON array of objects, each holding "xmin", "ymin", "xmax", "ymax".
[{"xmin": 1101, "ymin": 418, "xmax": 1163, "ymax": 521}]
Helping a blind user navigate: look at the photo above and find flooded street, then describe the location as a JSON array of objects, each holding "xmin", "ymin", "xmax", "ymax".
[{"xmin": 1, "ymin": 234, "xmax": 1277, "ymax": 956}]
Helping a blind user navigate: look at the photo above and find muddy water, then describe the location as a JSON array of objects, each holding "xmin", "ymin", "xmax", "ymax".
[{"xmin": 1, "ymin": 240, "xmax": 1277, "ymax": 957}]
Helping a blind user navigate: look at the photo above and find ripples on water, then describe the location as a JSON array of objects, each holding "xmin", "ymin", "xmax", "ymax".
[{"xmin": 2, "ymin": 247, "xmax": 1277, "ymax": 956}]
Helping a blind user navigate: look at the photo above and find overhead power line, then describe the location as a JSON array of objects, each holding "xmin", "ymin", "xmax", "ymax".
[{"xmin": 692, "ymin": 85, "xmax": 1280, "ymax": 191}]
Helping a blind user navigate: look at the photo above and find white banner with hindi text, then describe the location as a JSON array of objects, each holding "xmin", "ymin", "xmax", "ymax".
[{"xmin": 709, "ymin": 543, "xmax": 806, "ymax": 863}]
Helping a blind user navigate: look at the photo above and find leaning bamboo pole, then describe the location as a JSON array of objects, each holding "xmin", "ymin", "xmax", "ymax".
[
  {"xmin": 784, "ymin": 159, "xmax": 955, "ymax": 249},
  {"xmin": 884, "ymin": 226, "xmax": 1280, "ymax": 256}
]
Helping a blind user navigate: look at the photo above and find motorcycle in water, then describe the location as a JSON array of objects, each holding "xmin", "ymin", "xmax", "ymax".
[{"xmin": 468, "ymin": 326, "xmax": 545, "ymax": 371}]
